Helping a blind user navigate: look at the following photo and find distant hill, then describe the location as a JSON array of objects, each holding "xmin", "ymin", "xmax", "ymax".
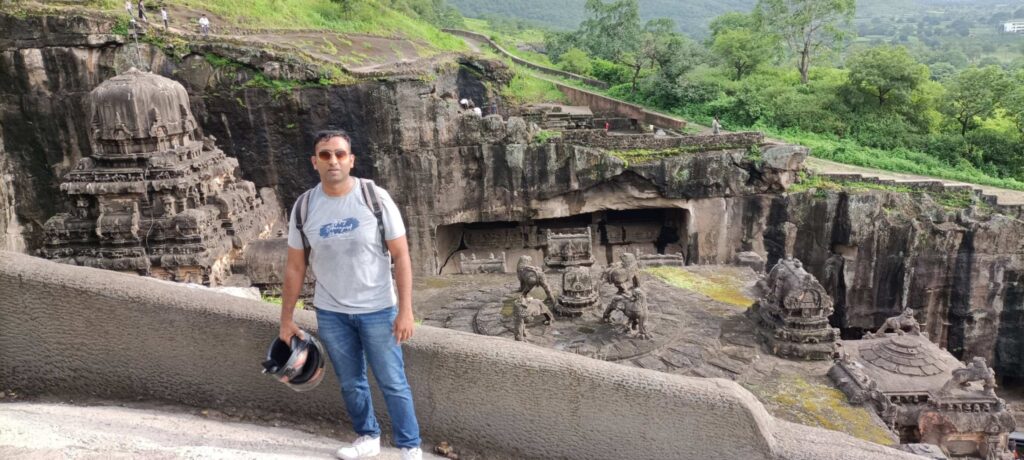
[
  {"xmin": 449, "ymin": 0, "xmax": 1002, "ymax": 37},
  {"xmin": 448, "ymin": 0, "xmax": 751, "ymax": 36}
]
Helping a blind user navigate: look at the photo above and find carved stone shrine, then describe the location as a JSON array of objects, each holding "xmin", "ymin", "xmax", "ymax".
[
  {"xmin": 39, "ymin": 68, "xmax": 280, "ymax": 285},
  {"xmin": 556, "ymin": 266, "xmax": 599, "ymax": 317},
  {"xmin": 543, "ymin": 227, "xmax": 595, "ymax": 268},
  {"xmin": 747, "ymin": 257, "xmax": 840, "ymax": 360},
  {"xmin": 830, "ymin": 333, "xmax": 1016, "ymax": 459}
]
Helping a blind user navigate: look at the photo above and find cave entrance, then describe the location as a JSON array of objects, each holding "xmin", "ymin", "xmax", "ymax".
[{"xmin": 435, "ymin": 208, "xmax": 689, "ymax": 275}]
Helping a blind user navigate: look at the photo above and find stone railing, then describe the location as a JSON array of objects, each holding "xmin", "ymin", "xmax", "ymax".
[
  {"xmin": 560, "ymin": 129, "xmax": 764, "ymax": 152},
  {"xmin": 0, "ymin": 251, "xmax": 916, "ymax": 460},
  {"xmin": 442, "ymin": 28, "xmax": 609, "ymax": 89}
]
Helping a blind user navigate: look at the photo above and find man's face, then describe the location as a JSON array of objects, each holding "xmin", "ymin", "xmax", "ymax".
[{"xmin": 311, "ymin": 136, "xmax": 355, "ymax": 186}]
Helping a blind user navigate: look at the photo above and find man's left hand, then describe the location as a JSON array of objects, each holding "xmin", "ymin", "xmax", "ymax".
[{"xmin": 393, "ymin": 310, "xmax": 415, "ymax": 343}]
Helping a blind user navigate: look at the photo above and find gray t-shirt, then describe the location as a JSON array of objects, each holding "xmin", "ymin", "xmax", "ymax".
[{"xmin": 287, "ymin": 180, "xmax": 406, "ymax": 314}]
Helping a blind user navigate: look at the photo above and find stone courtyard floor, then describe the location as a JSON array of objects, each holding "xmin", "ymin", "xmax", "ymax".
[{"xmin": 414, "ymin": 265, "xmax": 897, "ymax": 445}]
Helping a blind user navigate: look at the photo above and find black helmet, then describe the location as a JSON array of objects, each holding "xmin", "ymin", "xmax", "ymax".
[{"xmin": 261, "ymin": 330, "xmax": 326, "ymax": 392}]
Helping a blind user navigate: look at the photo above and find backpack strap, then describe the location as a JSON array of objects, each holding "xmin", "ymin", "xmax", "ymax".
[
  {"xmin": 359, "ymin": 178, "xmax": 389, "ymax": 254},
  {"xmin": 292, "ymin": 188, "xmax": 314, "ymax": 265}
]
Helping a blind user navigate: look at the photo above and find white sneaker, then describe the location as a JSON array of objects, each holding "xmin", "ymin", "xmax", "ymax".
[
  {"xmin": 399, "ymin": 447, "xmax": 422, "ymax": 460},
  {"xmin": 336, "ymin": 435, "xmax": 380, "ymax": 459}
]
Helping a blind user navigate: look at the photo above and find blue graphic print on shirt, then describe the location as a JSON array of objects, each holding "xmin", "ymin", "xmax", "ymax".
[{"xmin": 319, "ymin": 217, "xmax": 360, "ymax": 239}]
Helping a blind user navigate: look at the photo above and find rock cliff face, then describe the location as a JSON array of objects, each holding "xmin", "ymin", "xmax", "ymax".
[
  {"xmin": 3, "ymin": 13, "xmax": 1024, "ymax": 380},
  {"xmin": 0, "ymin": 13, "xmax": 505, "ymax": 250},
  {"xmin": 0, "ymin": 125, "xmax": 25, "ymax": 252},
  {"xmin": 781, "ymin": 190, "xmax": 1024, "ymax": 380}
]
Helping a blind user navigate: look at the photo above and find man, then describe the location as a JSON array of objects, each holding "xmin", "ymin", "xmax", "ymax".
[
  {"xmin": 198, "ymin": 14, "xmax": 210, "ymax": 37},
  {"xmin": 137, "ymin": 0, "xmax": 147, "ymax": 22},
  {"xmin": 161, "ymin": 6, "xmax": 168, "ymax": 32},
  {"xmin": 711, "ymin": 116, "xmax": 722, "ymax": 135},
  {"xmin": 279, "ymin": 130, "xmax": 421, "ymax": 460}
]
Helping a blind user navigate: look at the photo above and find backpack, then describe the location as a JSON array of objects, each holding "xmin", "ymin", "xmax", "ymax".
[{"xmin": 292, "ymin": 178, "xmax": 388, "ymax": 265}]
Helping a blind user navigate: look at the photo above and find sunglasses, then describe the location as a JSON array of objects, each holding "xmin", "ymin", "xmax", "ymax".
[{"xmin": 317, "ymin": 149, "xmax": 351, "ymax": 161}]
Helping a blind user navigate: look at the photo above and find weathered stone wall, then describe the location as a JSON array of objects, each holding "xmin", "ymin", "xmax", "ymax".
[
  {"xmin": 559, "ymin": 129, "xmax": 764, "ymax": 151},
  {"xmin": 377, "ymin": 135, "xmax": 802, "ymax": 275},
  {"xmin": 0, "ymin": 251, "xmax": 917, "ymax": 460},
  {"xmin": 777, "ymin": 190, "xmax": 1024, "ymax": 379}
]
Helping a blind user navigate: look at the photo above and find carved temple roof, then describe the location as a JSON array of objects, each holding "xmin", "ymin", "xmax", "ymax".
[
  {"xmin": 839, "ymin": 335, "xmax": 963, "ymax": 395},
  {"xmin": 90, "ymin": 68, "xmax": 197, "ymax": 142}
]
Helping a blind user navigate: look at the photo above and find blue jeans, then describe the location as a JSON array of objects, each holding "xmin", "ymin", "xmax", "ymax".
[{"xmin": 316, "ymin": 307, "xmax": 421, "ymax": 448}]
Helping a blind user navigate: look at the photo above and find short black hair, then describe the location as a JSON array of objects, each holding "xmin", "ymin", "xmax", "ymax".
[{"xmin": 312, "ymin": 129, "xmax": 352, "ymax": 153}]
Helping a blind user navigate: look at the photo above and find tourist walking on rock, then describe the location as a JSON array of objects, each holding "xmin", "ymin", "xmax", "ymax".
[
  {"xmin": 161, "ymin": 6, "xmax": 168, "ymax": 32},
  {"xmin": 712, "ymin": 116, "xmax": 722, "ymax": 135},
  {"xmin": 137, "ymin": 0, "xmax": 147, "ymax": 22},
  {"xmin": 279, "ymin": 130, "xmax": 422, "ymax": 460},
  {"xmin": 124, "ymin": 0, "xmax": 132, "ymax": 16},
  {"xmin": 198, "ymin": 14, "xmax": 210, "ymax": 37}
]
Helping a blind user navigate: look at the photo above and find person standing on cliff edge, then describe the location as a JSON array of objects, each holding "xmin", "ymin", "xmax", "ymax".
[
  {"xmin": 198, "ymin": 14, "xmax": 210, "ymax": 37},
  {"xmin": 278, "ymin": 130, "xmax": 422, "ymax": 460}
]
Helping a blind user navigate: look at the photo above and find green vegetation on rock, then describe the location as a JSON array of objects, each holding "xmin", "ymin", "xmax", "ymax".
[
  {"xmin": 92, "ymin": 0, "xmax": 468, "ymax": 53},
  {"xmin": 608, "ymin": 146, "xmax": 706, "ymax": 167},
  {"xmin": 501, "ymin": 67, "xmax": 567, "ymax": 104},
  {"xmin": 533, "ymin": 129, "xmax": 562, "ymax": 143},
  {"xmin": 744, "ymin": 374, "xmax": 895, "ymax": 446},
  {"xmin": 262, "ymin": 295, "xmax": 304, "ymax": 309},
  {"xmin": 645, "ymin": 267, "xmax": 753, "ymax": 308}
]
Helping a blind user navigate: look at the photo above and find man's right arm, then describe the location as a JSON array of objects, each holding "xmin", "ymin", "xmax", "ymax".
[{"xmin": 279, "ymin": 247, "xmax": 307, "ymax": 343}]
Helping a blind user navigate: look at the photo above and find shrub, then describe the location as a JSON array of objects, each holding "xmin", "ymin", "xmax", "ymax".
[
  {"xmin": 590, "ymin": 59, "xmax": 631, "ymax": 86},
  {"xmin": 558, "ymin": 47, "xmax": 592, "ymax": 76}
]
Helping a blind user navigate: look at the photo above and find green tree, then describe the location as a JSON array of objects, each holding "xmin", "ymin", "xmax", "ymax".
[
  {"xmin": 928, "ymin": 62, "xmax": 956, "ymax": 82},
  {"xmin": 577, "ymin": 0, "xmax": 641, "ymax": 63},
  {"xmin": 711, "ymin": 27, "xmax": 776, "ymax": 80},
  {"xmin": 558, "ymin": 47, "xmax": 593, "ymax": 75},
  {"xmin": 543, "ymin": 31, "xmax": 579, "ymax": 62},
  {"xmin": 845, "ymin": 45, "xmax": 928, "ymax": 108},
  {"xmin": 708, "ymin": 11, "xmax": 758, "ymax": 37},
  {"xmin": 620, "ymin": 18, "xmax": 680, "ymax": 94},
  {"xmin": 755, "ymin": 0, "xmax": 855, "ymax": 84},
  {"xmin": 1003, "ymin": 72, "xmax": 1024, "ymax": 141},
  {"xmin": 944, "ymin": 66, "xmax": 1011, "ymax": 136}
]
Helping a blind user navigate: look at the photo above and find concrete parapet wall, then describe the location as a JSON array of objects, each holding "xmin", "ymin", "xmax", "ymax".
[
  {"xmin": 442, "ymin": 29, "xmax": 609, "ymax": 89},
  {"xmin": 553, "ymin": 83, "xmax": 687, "ymax": 130},
  {"xmin": 561, "ymin": 129, "xmax": 764, "ymax": 151},
  {"xmin": 0, "ymin": 251, "xmax": 915, "ymax": 459}
]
